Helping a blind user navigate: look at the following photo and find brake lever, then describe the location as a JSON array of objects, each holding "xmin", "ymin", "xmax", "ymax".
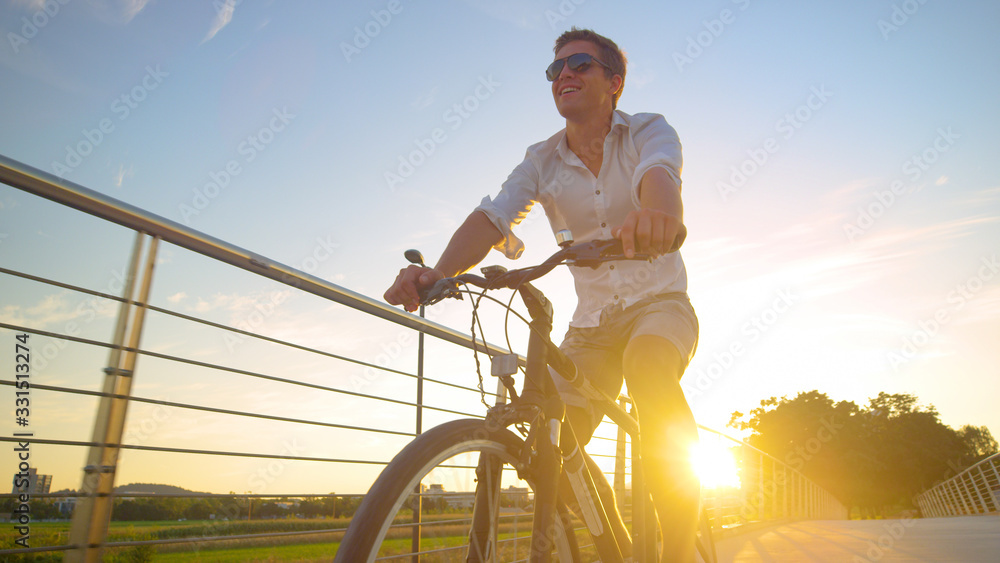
[{"xmin": 418, "ymin": 278, "xmax": 463, "ymax": 306}]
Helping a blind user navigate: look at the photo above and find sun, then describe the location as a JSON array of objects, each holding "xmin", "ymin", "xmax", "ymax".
[{"xmin": 690, "ymin": 440, "xmax": 741, "ymax": 490}]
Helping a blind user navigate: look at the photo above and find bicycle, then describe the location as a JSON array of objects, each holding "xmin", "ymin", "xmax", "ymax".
[{"xmin": 336, "ymin": 230, "xmax": 717, "ymax": 562}]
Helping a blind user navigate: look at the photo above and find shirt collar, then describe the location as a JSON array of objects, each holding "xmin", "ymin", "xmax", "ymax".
[{"xmin": 555, "ymin": 110, "xmax": 631, "ymax": 161}]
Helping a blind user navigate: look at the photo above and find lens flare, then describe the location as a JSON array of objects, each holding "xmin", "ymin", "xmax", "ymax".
[{"xmin": 690, "ymin": 440, "xmax": 741, "ymax": 490}]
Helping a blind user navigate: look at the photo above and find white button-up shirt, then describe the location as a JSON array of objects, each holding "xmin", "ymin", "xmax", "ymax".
[{"xmin": 475, "ymin": 110, "xmax": 688, "ymax": 328}]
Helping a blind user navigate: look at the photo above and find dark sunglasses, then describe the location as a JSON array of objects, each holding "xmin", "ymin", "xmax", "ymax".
[{"xmin": 545, "ymin": 52, "xmax": 611, "ymax": 81}]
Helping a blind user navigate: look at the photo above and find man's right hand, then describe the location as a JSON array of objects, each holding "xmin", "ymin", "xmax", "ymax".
[{"xmin": 384, "ymin": 265, "xmax": 444, "ymax": 312}]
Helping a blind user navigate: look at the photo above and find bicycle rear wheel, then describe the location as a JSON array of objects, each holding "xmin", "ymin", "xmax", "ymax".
[{"xmin": 335, "ymin": 418, "xmax": 578, "ymax": 562}]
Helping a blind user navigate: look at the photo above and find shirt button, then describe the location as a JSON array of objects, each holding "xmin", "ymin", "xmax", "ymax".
[
  {"xmin": 601, "ymin": 222, "xmax": 606, "ymax": 228},
  {"xmin": 609, "ymin": 265, "xmax": 615, "ymax": 270},
  {"xmin": 614, "ymin": 295, "xmax": 619, "ymax": 300},
  {"xmin": 595, "ymin": 190, "xmax": 601, "ymax": 195}
]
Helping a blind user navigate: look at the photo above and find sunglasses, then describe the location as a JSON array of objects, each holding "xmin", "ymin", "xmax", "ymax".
[{"xmin": 545, "ymin": 52, "xmax": 611, "ymax": 81}]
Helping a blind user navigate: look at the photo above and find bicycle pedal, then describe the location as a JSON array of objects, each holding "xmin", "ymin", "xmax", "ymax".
[{"xmin": 490, "ymin": 353, "xmax": 518, "ymax": 377}]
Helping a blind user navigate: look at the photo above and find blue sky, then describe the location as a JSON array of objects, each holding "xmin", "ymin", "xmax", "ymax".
[{"xmin": 1, "ymin": 0, "xmax": 998, "ymax": 495}]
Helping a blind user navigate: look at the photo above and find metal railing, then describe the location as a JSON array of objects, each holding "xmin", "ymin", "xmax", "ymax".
[
  {"xmin": 914, "ymin": 453, "xmax": 1000, "ymax": 517},
  {"xmin": 696, "ymin": 427, "xmax": 848, "ymax": 533},
  {"xmin": 0, "ymin": 154, "xmax": 845, "ymax": 560}
]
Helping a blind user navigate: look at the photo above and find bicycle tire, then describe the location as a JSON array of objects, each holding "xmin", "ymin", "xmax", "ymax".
[{"xmin": 335, "ymin": 418, "xmax": 578, "ymax": 562}]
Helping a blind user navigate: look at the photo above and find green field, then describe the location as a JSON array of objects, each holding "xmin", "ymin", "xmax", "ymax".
[{"xmin": 6, "ymin": 513, "xmax": 565, "ymax": 562}]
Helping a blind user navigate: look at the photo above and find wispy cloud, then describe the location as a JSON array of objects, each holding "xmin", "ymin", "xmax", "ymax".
[
  {"xmin": 112, "ymin": 0, "xmax": 151, "ymax": 23},
  {"xmin": 9, "ymin": 0, "xmax": 153, "ymax": 23},
  {"xmin": 84, "ymin": 0, "xmax": 153, "ymax": 24},
  {"xmin": 951, "ymin": 185, "xmax": 1000, "ymax": 207},
  {"xmin": 113, "ymin": 163, "xmax": 133, "ymax": 187},
  {"xmin": 0, "ymin": 291, "xmax": 114, "ymax": 331},
  {"xmin": 9, "ymin": 0, "xmax": 46, "ymax": 10},
  {"xmin": 628, "ymin": 60, "xmax": 656, "ymax": 89},
  {"xmin": 458, "ymin": 0, "xmax": 549, "ymax": 29},
  {"xmin": 203, "ymin": 0, "xmax": 237, "ymax": 44},
  {"xmin": 411, "ymin": 87, "xmax": 439, "ymax": 111}
]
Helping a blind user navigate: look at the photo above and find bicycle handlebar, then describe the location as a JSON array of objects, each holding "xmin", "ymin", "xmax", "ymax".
[{"xmin": 418, "ymin": 233, "xmax": 684, "ymax": 306}]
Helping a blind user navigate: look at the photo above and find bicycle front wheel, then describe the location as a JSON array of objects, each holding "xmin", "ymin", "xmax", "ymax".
[{"xmin": 335, "ymin": 418, "xmax": 578, "ymax": 562}]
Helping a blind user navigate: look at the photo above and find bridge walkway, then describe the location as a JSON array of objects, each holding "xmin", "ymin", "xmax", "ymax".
[{"xmin": 715, "ymin": 516, "xmax": 1000, "ymax": 562}]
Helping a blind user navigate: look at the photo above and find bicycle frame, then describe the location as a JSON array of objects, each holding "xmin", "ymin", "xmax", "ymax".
[
  {"xmin": 335, "ymin": 236, "xmax": 712, "ymax": 563},
  {"xmin": 407, "ymin": 236, "xmax": 707, "ymax": 562},
  {"xmin": 469, "ymin": 278, "xmax": 658, "ymax": 563}
]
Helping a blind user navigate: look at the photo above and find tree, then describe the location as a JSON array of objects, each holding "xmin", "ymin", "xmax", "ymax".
[
  {"xmin": 958, "ymin": 425, "xmax": 999, "ymax": 463},
  {"xmin": 729, "ymin": 391, "xmax": 863, "ymax": 502},
  {"xmin": 183, "ymin": 500, "xmax": 213, "ymax": 520},
  {"xmin": 298, "ymin": 498, "xmax": 325, "ymax": 518},
  {"xmin": 729, "ymin": 390, "xmax": 996, "ymax": 517}
]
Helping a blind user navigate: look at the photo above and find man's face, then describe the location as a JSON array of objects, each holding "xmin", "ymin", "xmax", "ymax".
[{"xmin": 550, "ymin": 40, "xmax": 621, "ymax": 120}]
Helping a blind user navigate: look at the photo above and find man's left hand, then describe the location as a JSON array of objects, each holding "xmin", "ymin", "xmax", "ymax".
[{"xmin": 613, "ymin": 209, "xmax": 686, "ymax": 258}]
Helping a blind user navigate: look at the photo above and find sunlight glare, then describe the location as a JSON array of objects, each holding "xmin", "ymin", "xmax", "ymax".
[{"xmin": 691, "ymin": 441, "xmax": 741, "ymax": 490}]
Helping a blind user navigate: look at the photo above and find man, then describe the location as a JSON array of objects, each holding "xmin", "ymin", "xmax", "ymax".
[{"xmin": 385, "ymin": 28, "xmax": 700, "ymax": 562}]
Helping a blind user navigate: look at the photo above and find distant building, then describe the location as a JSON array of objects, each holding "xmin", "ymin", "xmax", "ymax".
[
  {"xmin": 503, "ymin": 486, "xmax": 530, "ymax": 507},
  {"xmin": 55, "ymin": 497, "xmax": 77, "ymax": 516},
  {"xmin": 11, "ymin": 467, "xmax": 52, "ymax": 495},
  {"xmin": 424, "ymin": 484, "xmax": 475, "ymax": 510}
]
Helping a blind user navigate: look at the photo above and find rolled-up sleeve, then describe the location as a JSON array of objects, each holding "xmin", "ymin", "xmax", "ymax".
[
  {"xmin": 474, "ymin": 153, "xmax": 539, "ymax": 259},
  {"xmin": 630, "ymin": 114, "xmax": 683, "ymax": 206}
]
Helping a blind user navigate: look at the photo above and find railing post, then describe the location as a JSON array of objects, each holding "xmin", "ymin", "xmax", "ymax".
[
  {"xmin": 803, "ymin": 481, "xmax": 808, "ymax": 518},
  {"xmin": 946, "ymin": 481, "xmax": 961, "ymax": 515},
  {"xmin": 793, "ymin": 466, "xmax": 798, "ymax": 518},
  {"xmin": 948, "ymin": 480, "xmax": 963, "ymax": 515},
  {"xmin": 968, "ymin": 471, "xmax": 987, "ymax": 514},
  {"xmin": 795, "ymin": 470, "xmax": 800, "ymax": 518},
  {"xmin": 957, "ymin": 474, "xmax": 974, "ymax": 515},
  {"xmin": 782, "ymin": 465, "xmax": 788, "ymax": 518},
  {"xmin": 989, "ymin": 461, "xmax": 1000, "ymax": 512},
  {"xmin": 916, "ymin": 494, "xmax": 929, "ymax": 518},
  {"xmin": 934, "ymin": 486, "xmax": 944, "ymax": 516},
  {"xmin": 925, "ymin": 489, "xmax": 938, "ymax": 517},
  {"xmin": 410, "ymin": 304, "xmax": 425, "ymax": 563},
  {"xmin": 932, "ymin": 488, "xmax": 946, "ymax": 517},
  {"xmin": 970, "ymin": 469, "xmax": 985, "ymax": 513},
  {"xmin": 769, "ymin": 458, "xmax": 777, "ymax": 520},
  {"xmin": 757, "ymin": 452, "xmax": 764, "ymax": 521},
  {"xmin": 67, "ymin": 234, "xmax": 158, "ymax": 563},
  {"xmin": 921, "ymin": 490, "xmax": 932, "ymax": 517}
]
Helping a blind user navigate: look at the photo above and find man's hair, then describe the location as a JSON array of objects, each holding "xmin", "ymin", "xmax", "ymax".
[{"xmin": 553, "ymin": 27, "xmax": 627, "ymax": 108}]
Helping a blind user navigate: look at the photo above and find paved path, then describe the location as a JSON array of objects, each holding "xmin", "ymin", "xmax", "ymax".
[{"xmin": 714, "ymin": 516, "xmax": 1000, "ymax": 562}]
